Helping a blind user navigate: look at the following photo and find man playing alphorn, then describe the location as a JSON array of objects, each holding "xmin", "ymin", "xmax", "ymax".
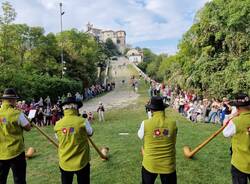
[
  {"xmin": 138, "ymin": 96, "xmax": 177, "ymax": 184},
  {"xmin": 0, "ymin": 88, "xmax": 31, "ymax": 184},
  {"xmin": 223, "ymin": 93, "xmax": 250, "ymax": 184},
  {"xmin": 54, "ymin": 96, "xmax": 93, "ymax": 184}
]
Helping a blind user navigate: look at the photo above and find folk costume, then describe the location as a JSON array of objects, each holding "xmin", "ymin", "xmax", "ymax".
[
  {"xmin": 0, "ymin": 88, "xmax": 31, "ymax": 184},
  {"xmin": 54, "ymin": 97, "xmax": 93, "ymax": 184},
  {"xmin": 223, "ymin": 94, "xmax": 250, "ymax": 184},
  {"xmin": 138, "ymin": 96, "xmax": 177, "ymax": 184}
]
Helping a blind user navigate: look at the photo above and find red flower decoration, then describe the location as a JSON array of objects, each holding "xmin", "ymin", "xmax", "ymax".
[
  {"xmin": 62, "ymin": 128, "xmax": 67, "ymax": 134},
  {"xmin": 154, "ymin": 129, "xmax": 161, "ymax": 136}
]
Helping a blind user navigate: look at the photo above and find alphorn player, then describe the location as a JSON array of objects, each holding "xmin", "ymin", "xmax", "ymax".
[
  {"xmin": 138, "ymin": 96, "xmax": 177, "ymax": 184},
  {"xmin": 54, "ymin": 96, "xmax": 93, "ymax": 184},
  {"xmin": 223, "ymin": 93, "xmax": 250, "ymax": 184},
  {"xmin": 0, "ymin": 88, "xmax": 31, "ymax": 184}
]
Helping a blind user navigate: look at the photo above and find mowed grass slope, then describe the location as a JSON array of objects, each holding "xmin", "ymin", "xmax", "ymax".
[{"xmin": 8, "ymin": 68, "xmax": 232, "ymax": 184}]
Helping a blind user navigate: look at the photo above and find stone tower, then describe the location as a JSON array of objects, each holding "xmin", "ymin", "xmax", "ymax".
[
  {"xmin": 116, "ymin": 31, "xmax": 126, "ymax": 54},
  {"xmin": 86, "ymin": 23, "xmax": 126, "ymax": 54}
]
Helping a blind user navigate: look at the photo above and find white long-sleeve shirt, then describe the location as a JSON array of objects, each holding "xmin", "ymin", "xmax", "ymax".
[
  {"xmin": 138, "ymin": 121, "xmax": 145, "ymax": 140},
  {"xmin": 223, "ymin": 120, "xmax": 236, "ymax": 137},
  {"xmin": 18, "ymin": 112, "xmax": 30, "ymax": 127},
  {"xmin": 85, "ymin": 119, "xmax": 93, "ymax": 136},
  {"xmin": 222, "ymin": 108, "xmax": 238, "ymax": 137}
]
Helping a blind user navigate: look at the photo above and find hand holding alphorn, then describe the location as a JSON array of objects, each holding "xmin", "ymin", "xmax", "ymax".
[
  {"xmin": 24, "ymin": 115, "xmax": 59, "ymax": 147},
  {"xmin": 183, "ymin": 113, "xmax": 238, "ymax": 159}
]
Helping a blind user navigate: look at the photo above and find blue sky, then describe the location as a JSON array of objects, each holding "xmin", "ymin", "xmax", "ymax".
[{"xmin": 1, "ymin": 0, "xmax": 210, "ymax": 54}]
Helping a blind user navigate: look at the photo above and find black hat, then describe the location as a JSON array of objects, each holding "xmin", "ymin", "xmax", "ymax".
[
  {"xmin": 59, "ymin": 97, "xmax": 83, "ymax": 109},
  {"xmin": 231, "ymin": 93, "xmax": 250, "ymax": 107},
  {"xmin": 0, "ymin": 88, "xmax": 20, "ymax": 99},
  {"xmin": 146, "ymin": 96, "xmax": 168, "ymax": 111}
]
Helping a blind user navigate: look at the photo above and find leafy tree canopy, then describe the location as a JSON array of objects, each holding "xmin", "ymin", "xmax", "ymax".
[
  {"xmin": 138, "ymin": 0, "xmax": 250, "ymax": 98},
  {"xmin": 0, "ymin": 1, "xmax": 113, "ymax": 101}
]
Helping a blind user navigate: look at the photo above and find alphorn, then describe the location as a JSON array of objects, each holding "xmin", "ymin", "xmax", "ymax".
[
  {"xmin": 87, "ymin": 137, "xmax": 108, "ymax": 160},
  {"xmin": 24, "ymin": 115, "xmax": 108, "ymax": 160},
  {"xmin": 183, "ymin": 114, "xmax": 237, "ymax": 159},
  {"xmin": 31, "ymin": 121, "xmax": 59, "ymax": 148}
]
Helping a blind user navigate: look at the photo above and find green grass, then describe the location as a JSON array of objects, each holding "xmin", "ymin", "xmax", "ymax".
[{"xmin": 7, "ymin": 69, "xmax": 232, "ymax": 184}]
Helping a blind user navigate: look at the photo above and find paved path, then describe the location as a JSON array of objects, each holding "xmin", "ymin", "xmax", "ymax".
[{"xmin": 79, "ymin": 57, "xmax": 139, "ymax": 113}]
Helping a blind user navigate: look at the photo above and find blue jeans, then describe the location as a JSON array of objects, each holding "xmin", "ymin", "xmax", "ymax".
[{"xmin": 208, "ymin": 111, "xmax": 217, "ymax": 123}]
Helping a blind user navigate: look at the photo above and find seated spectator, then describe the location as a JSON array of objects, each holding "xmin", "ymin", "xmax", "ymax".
[{"xmin": 207, "ymin": 99, "xmax": 220, "ymax": 123}]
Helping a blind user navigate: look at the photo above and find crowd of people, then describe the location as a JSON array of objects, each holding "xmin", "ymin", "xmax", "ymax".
[
  {"xmin": 147, "ymin": 82, "xmax": 237, "ymax": 124},
  {"xmin": 83, "ymin": 83, "xmax": 115, "ymax": 100},
  {"xmin": 1, "ymin": 83, "xmax": 114, "ymax": 127}
]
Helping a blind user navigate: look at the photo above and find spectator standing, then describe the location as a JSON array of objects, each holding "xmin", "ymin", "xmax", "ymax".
[
  {"xmin": 44, "ymin": 106, "xmax": 51, "ymax": 126},
  {"xmin": 162, "ymin": 88, "xmax": 168, "ymax": 103},
  {"xmin": 57, "ymin": 96, "xmax": 62, "ymax": 106},
  {"xmin": 97, "ymin": 102, "xmax": 105, "ymax": 122},
  {"xmin": 44, "ymin": 96, "xmax": 51, "ymax": 107},
  {"xmin": 51, "ymin": 105, "xmax": 59, "ymax": 125},
  {"xmin": 38, "ymin": 97, "xmax": 44, "ymax": 108},
  {"xmin": 36, "ymin": 107, "xmax": 44, "ymax": 126},
  {"xmin": 178, "ymin": 96, "xmax": 185, "ymax": 115},
  {"xmin": 75, "ymin": 92, "xmax": 81, "ymax": 102}
]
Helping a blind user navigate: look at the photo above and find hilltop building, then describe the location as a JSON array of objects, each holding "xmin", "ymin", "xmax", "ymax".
[{"xmin": 86, "ymin": 22, "xmax": 126, "ymax": 54}]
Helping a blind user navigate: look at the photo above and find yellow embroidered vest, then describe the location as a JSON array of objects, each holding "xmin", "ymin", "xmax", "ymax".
[
  {"xmin": 0, "ymin": 102, "xmax": 24, "ymax": 160},
  {"xmin": 143, "ymin": 111, "xmax": 177, "ymax": 174},
  {"xmin": 54, "ymin": 109, "xmax": 90, "ymax": 171}
]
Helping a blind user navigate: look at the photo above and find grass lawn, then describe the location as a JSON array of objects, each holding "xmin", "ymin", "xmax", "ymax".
[{"xmin": 8, "ymin": 68, "xmax": 232, "ymax": 184}]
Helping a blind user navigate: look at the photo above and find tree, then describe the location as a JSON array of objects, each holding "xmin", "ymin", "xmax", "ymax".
[
  {"xmin": 0, "ymin": 2, "xmax": 112, "ymax": 100},
  {"xmin": 105, "ymin": 38, "xmax": 120, "ymax": 56},
  {"xmin": 56, "ymin": 29, "xmax": 106, "ymax": 87},
  {"xmin": 0, "ymin": 1, "xmax": 17, "ymax": 63},
  {"xmin": 0, "ymin": 1, "xmax": 16, "ymax": 25},
  {"xmin": 140, "ymin": 0, "xmax": 250, "ymax": 98}
]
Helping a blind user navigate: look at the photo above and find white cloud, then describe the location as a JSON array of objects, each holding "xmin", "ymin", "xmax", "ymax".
[{"xmin": 1, "ymin": 0, "xmax": 210, "ymax": 53}]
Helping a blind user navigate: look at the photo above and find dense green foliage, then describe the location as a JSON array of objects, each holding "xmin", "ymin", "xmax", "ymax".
[
  {"xmin": 0, "ymin": 2, "xmax": 112, "ymax": 101},
  {"xmin": 139, "ymin": 0, "xmax": 250, "ymax": 98},
  {"xmin": 0, "ymin": 68, "xmax": 82, "ymax": 102},
  {"xmin": 105, "ymin": 38, "xmax": 121, "ymax": 56}
]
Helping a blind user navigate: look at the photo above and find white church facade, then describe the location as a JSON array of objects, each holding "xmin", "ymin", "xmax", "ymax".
[{"xmin": 126, "ymin": 49, "xmax": 143, "ymax": 64}]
